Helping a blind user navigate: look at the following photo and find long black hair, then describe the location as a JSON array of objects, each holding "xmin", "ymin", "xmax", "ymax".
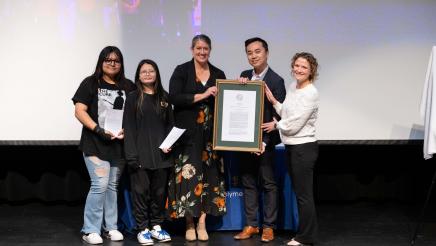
[
  {"xmin": 92, "ymin": 46, "xmax": 127, "ymax": 84},
  {"xmin": 134, "ymin": 59, "xmax": 169, "ymax": 119}
]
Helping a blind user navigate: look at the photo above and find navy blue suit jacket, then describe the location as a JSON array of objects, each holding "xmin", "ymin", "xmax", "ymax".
[{"xmin": 240, "ymin": 67, "xmax": 286, "ymax": 147}]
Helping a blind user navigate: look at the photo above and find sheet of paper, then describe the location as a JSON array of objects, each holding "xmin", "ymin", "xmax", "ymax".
[
  {"xmin": 159, "ymin": 127, "xmax": 186, "ymax": 149},
  {"xmin": 221, "ymin": 89, "xmax": 256, "ymax": 142},
  {"xmin": 104, "ymin": 109, "xmax": 124, "ymax": 136}
]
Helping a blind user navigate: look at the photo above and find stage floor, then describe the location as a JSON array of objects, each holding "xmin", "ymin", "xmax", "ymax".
[{"xmin": 1, "ymin": 201, "xmax": 436, "ymax": 246}]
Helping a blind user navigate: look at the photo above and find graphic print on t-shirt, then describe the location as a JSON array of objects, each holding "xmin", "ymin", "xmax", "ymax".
[
  {"xmin": 113, "ymin": 90, "xmax": 125, "ymax": 110},
  {"xmin": 97, "ymin": 88, "xmax": 126, "ymax": 127}
]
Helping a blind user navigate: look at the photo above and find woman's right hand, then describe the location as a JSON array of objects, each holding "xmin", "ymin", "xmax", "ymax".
[
  {"xmin": 204, "ymin": 86, "xmax": 217, "ymax": 98},
  {"xmin": 162, "ymin": 147, "xmax": 172, "ymax": 153},
  {"xmin": 94, "ymin": 125, "xmax": 115, "ymax": 141},
  {"xmin": 194, "ymin": 86, "xmax": 217, "ymax": 103},
  {"xmin": 264, "ymin": 83, "xmax": 278, "ymax": 105}
]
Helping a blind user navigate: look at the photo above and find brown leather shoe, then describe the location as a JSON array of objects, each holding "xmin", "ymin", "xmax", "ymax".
[
  {"xmin": 261, "ymin": 227, "xmax": 274, "ymax": 242},
  {"xmin": 233, "ymin": 226, "xmax": 259, "ymax": 240}
]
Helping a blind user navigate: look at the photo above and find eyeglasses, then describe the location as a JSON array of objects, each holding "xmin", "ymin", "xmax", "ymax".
[
  {"xmin": 104, "ymin": 58, "xmax": 121, "ymax": 65},
  {"xmin": 140, "ymin": 70, "xmax": 156, "ymax": 75}
]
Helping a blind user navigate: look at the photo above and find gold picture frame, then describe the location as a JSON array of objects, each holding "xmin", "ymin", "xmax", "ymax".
[{"xmin": 213, "ymin": 79, "xmax": 264, "ymax": 152}]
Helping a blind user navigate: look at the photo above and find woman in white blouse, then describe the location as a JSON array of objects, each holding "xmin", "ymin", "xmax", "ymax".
[{"xmin": 264, "ymin": 52, "xmax": 319, "ymax": 246}]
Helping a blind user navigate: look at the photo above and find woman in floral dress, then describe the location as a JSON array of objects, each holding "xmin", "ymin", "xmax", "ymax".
[{"xmin": 167, "ymin": 34, "xmax": 226, "ymax": 241}]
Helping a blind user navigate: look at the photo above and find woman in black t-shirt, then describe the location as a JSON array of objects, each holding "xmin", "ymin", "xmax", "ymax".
[
  {"xmin": 72, "ymin": 46, "xmax": 135, "ymax": 245},
  {"xmin": 123, "ymin": 59, "xmax": 174, "ymax": 245}
]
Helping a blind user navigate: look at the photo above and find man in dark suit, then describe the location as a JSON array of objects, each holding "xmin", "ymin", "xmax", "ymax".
[{"xmin": 233, "ymin": 37, "xmax": 286, "ymax": 243}]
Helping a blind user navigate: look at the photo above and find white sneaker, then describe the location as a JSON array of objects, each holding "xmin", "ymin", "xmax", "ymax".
[
  {"xmin": 137, "ymin": 229, "xmax": 154, "ymax": 245},
  {"xmin": 150, "ymin": 225, "xmax": 171, "ymax": 242},
  {"xmin": 288, "ymin": 238, "xmax": 303, "ymax": 245},
  {"xmin": 82, "ymin": 233, "xmax": 103, "ymax": 244},
  {"xmin": 106, "ymin": 229, "xmax": 124, "ymax": 241}
]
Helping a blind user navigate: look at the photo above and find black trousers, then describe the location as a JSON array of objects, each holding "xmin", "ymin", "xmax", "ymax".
[
  {"xmin": 238, "ymin": 147, "xmax": 278, "ymax": 228},
  {"xmin": 129, "ymin": 167, "xmax": 170, "ymax": 231},
  {"xmin": 285, "ymin": 142, "xmax": 319, "ymax": 244}
]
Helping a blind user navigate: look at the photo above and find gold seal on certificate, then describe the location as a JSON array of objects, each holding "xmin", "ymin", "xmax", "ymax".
[{"xmin": 213, "ymin": 79, "xmax": 264, "ymax": 152}]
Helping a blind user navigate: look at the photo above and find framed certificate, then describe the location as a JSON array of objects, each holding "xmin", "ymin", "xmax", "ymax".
[{"xmin": 213, "ymin": 79, "xmax": 264, "ymax": 152}]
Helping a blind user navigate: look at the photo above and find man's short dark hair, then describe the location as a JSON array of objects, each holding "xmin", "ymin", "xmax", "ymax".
[{"xmin": 245, "ymin": 37, "xmax": 268, "ymax": 52}]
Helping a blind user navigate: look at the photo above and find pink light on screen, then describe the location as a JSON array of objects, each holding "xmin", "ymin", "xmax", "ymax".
[
  {"xmin": 193, "ymin": 0, "xmax": 201, "ymax": 27},
  {"xmin": 192, "ymin": 0, "xmax": 201, "ymax": 35},
  {"xmin": 121, "ymin": 0, "xmax": 141, "ymax": 14}
]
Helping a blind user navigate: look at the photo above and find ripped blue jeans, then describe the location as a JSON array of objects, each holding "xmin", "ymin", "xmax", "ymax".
[{"xmin": 81, "ymin": 154, "xmax": 124, "ymax": 235}]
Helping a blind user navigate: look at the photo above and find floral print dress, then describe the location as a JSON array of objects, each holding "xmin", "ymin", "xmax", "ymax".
[{"xmin": 167, "ymin": 76, "xmax": 226, "ymax": 219}]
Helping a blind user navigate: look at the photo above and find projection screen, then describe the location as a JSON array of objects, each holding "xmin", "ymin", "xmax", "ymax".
[{"xmin": 1, "ymin": 0, "xmax": 436, "ymax": 142}]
